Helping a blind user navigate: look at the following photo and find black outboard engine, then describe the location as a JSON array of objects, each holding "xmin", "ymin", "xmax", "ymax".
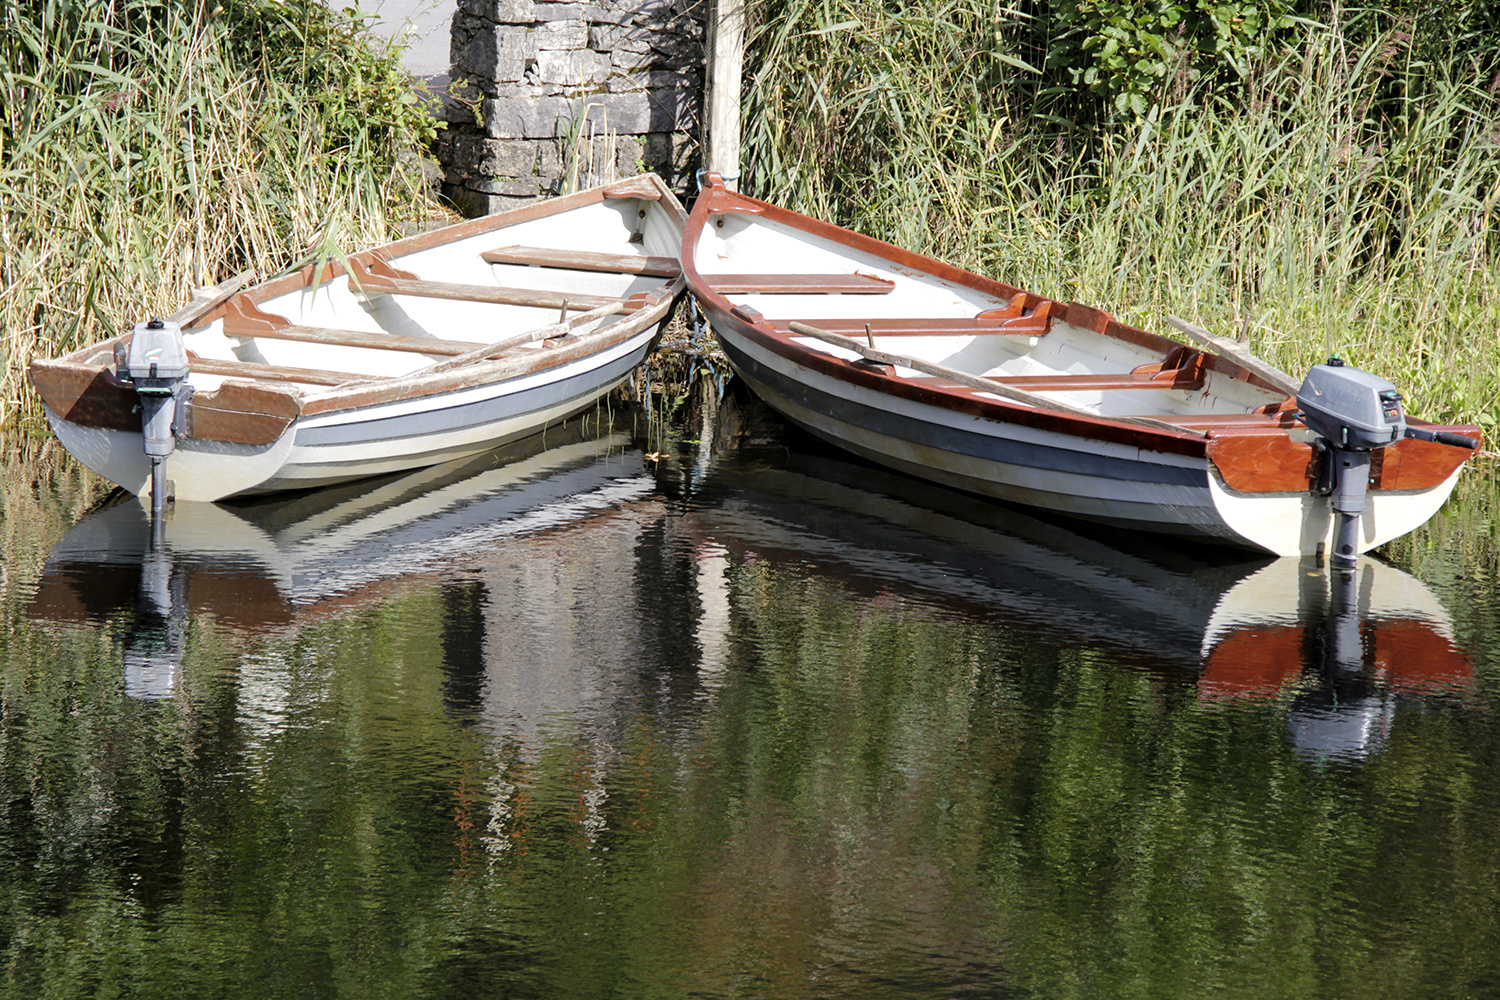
[
  {"xmin": 1296, "ymin": 359, "xmax": 1406, "ymax": 570},
  {"xmin": 116, "ymin": 317, "xmax": 192, "ymax": 517}
]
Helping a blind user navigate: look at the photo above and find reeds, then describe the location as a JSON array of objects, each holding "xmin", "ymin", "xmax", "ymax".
[
  {"xmin": 742, "ymin": 3, "xmax": 1500, "ymax": 428},
  {"xmin": 0, "ymin": 0, "xmax": 438, "ymax": 419}
]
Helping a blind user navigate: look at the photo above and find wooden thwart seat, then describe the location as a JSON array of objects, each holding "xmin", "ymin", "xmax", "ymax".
[
  {"xmin": 1155, "ymin": 411, "xmax": 1300, "ymax": 429},
  {"xmin": 222, "ymin": 300, "xmax": 487, "ymax": 356},
  {"xmin": 707, "ymin": 272, "xmax": 896, "ymax": 294},
  {"xmin": 348, "ymin": 254, "xmax": 646, "ymax": 312},
  {"xmin": 949, "ymin": 345, "xmax": 1207, "ymax": 392},
  {"xmin": 188, "ymin": 357, "xmax": 370, "ymax": 387},
  {"xmin": 770, "ymin": 313, "xmax": 1051, "ymax": 338},
  {"xmin": 980, "ymin": 370, "xmax": 1206, "ymax": 392},
  {"xmin": 228, "ymin": 323, "xmax": 484, "ymax": 357},
  {"xmin": 481, "ymin": 245, "xmax": 680, "ymax": 278}
]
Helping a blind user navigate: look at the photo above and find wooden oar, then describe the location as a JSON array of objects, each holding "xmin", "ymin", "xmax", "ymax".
[
  {"xmin": 413, "ymin": 299, "xmax": 632, "ymax": 376},
  {"xmin": 169, "ymin": 269, "xmax": 255, "ymax": 328},
  {"xmin": 787, "ymin": 322, "xmax": 1204, "ymax": 437},
  {"xmin": 1165, "ymin": 315, "xmax": 1301, "ymax": 395}
]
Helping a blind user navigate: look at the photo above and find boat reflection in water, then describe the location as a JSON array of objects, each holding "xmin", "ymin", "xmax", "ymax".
[
  {"xmin": 29, "ymin": 416, "xmax": 658, "ymax": 729},
  {"xmin": 28, "ymin": 396, "xmax": 1472, "ymax": 766},
  {"xmin": 688, "ymin": 394, "xmax": 1473, "ymax": 765}
]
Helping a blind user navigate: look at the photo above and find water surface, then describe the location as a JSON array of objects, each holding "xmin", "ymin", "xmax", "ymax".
[{"xmin": 2, "ymin": 392, "xmax": 1498, "ymax": 999}]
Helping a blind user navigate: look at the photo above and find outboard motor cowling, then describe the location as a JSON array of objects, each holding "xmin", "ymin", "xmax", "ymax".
[
  {"xmin": 1295, "ymin": 359, "xmax": 1405, "ymax": 570},
  {"xmin": 116, "ymin": 317, "xmax": 192, "ymax": 515}
]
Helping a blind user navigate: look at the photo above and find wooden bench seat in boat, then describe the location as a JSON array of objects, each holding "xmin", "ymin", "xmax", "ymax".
[
  {"xmin": 480, "ymin": 245, "xmax": 680, "ymax": 278},
  {"xmin": 1151, "ymin": 411, "xmax": 1300, "ymax": 429},
  {"xmin": 904, "ymin": 346, "xmax": 1210, "ymax": 393},
  {"xmin": 706, "ymin": 272, "xmax": 896, "ymax": 294},
  {"xmin": 769, "ymin": 315, "xmax": 1050, "ymax": 338},
  {"xmin": 188, "ymin": 356, "xmax": 371, "ymax": 387},
  {"xmin": 765, "ymin": 295, "xmax": 1056, "ymax": 337},
  {"xmin": 919, "ymin": 371, "xmax": 1208, "ymax": 393},
  {"xmin": 347, "ymin": 255, "xmax": 650, "ymax": 312},
  {"xmin": 227, "ymin": 323, "xmax": 486, "ymax": 356},
  {"xmin": 222, "ymin": 300, "xmax": 488, "ymax": 356}
]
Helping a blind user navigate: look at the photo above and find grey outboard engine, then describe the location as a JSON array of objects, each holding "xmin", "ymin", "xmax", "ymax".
[
  {"xmin": 115, "ymin": 317, "xmax": 193, "ymax": 518},
  {"xmin": 1296, "ymin": 358, "xmax": 1477, "ymax": 569}
]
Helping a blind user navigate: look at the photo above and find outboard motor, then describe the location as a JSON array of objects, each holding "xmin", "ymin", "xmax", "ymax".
[
  {"xmin": 116, "ymin": 317, "xmax": 192, "ymax": 517},
  {"xmin": 1297, "ymin": 358, "xmax": 1477, "ymax": 569}
]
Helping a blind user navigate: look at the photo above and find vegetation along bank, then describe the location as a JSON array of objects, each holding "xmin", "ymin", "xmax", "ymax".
[{"xmin": 3, "ymin": 0, "xmax": 1497, "ymax": 446}]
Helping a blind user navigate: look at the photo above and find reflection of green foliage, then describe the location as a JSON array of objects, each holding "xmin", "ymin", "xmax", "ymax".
[{"xmin": 1, "ymin": 470, "xmax": 1498, "ymax": 997}]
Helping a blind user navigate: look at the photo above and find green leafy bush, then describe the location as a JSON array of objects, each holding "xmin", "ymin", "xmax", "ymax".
[{"xmin": 1046, "ymin": 0, "xmax": 1299, "ymax": 117}]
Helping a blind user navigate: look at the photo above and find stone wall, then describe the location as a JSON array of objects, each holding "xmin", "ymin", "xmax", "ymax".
[{"xmin": 438, "ymin": 0, "xmax": 704, "ymax": 214}]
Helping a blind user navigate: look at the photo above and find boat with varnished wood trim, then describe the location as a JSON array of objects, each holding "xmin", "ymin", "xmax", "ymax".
[
  {"xmin": 29, "ymin": 175, "xmax": 685, "ymax": 502},
  {"xmin": 682, "ymin": 172, "xmax": 1480, "ymax": 559}
]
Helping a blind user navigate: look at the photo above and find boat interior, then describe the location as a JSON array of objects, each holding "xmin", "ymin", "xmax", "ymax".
[
  {"xmin": 694, "ymin": 209, "xmax": 1298, "ymax": 432},
  {"xmin": 164, "ymin": 187, "xmax": 683, "ymax": 395}
]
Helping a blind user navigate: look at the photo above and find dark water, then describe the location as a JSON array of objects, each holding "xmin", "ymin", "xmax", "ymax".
[{"xmin": 3, "ymin": 388, "xmax": 1499, "ymax": 1000}]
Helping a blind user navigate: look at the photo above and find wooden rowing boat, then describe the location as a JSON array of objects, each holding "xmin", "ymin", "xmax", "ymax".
[
  {"xmin": 682, "ymin": 172, "xmax": 1481, "ymax": 559},
  {"xmin": 29, "ymin": 174, "xmax": 685, "ymax": 503}
]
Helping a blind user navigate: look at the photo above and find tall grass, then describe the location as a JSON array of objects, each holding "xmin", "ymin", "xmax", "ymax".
[
  {"xmin": 742, "ymin": 3, "xmax": 1500, "ymax": 428},
  {"xmin": 0, "ymin": 0, "xmax": 439, "ymax": 420}
]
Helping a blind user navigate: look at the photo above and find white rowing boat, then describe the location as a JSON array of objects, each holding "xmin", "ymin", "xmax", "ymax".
[
  {"xmin": 29, "ymin": 174, "xmax": 685, "ymax": 502},
  {"xmin": 682, "ymin": 173, "xmax": 1480, "ymax": 561}
]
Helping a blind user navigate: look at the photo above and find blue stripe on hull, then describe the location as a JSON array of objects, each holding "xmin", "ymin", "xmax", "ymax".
[
  {"xmin": 722, "ymin": 337, "xmax": 1201, "ymax": 486},
  {"xmin": 720, "ymin": 335, "xmax": 1236, "ymax": 537},
  {"xmin": 294, "ymin": 341, "xmax": 647, "ymax": 449}
]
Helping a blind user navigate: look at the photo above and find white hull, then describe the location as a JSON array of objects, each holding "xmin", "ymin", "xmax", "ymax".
[
  {"xmin": 44, "ymin": 330, "xmax": 650, "ymax": 501},
  {"xmin": 724, "ymin": 329, "xmax": 1464, "ymax": 556}
]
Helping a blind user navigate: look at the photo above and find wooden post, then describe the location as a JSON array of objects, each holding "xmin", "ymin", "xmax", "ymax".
[{"xmin": 705, "ymin": 0, "xmax": 745, "ymax": 191}]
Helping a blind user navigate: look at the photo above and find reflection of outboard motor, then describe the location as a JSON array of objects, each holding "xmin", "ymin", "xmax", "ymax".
[
  {"xmin": 1285, "ymin": 565, "xmax": 1393, "ymax": 764},
  {"xmin": 115, "ymin": 317, "xmax": 192, "ymax": 517},
  {"xmin": 123, "ymin": 538, "xmax": 186, "ymax": 700}
]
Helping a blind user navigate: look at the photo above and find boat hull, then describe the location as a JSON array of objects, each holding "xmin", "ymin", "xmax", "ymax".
[
  {"xmin": 45, "ymin": 327, "xmax": 653, "ymax": 501},
  {"xmin": 715, "ymin": 323, "xmax": 1464, "ymax": 556}
]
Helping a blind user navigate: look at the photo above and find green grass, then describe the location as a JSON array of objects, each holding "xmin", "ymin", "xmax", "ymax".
[
  {"xmin": 0, "ymin": 0, "xmax": 440, "ymax": 420},
  {"xmin": 741, "ymin": 2, "xmax": 1500, "ymax": 430}
]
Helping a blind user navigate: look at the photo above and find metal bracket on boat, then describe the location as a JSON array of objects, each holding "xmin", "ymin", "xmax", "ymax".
[{"xmin": 116, "ymin": 317, "xmax": 193, "ymax": 518}]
